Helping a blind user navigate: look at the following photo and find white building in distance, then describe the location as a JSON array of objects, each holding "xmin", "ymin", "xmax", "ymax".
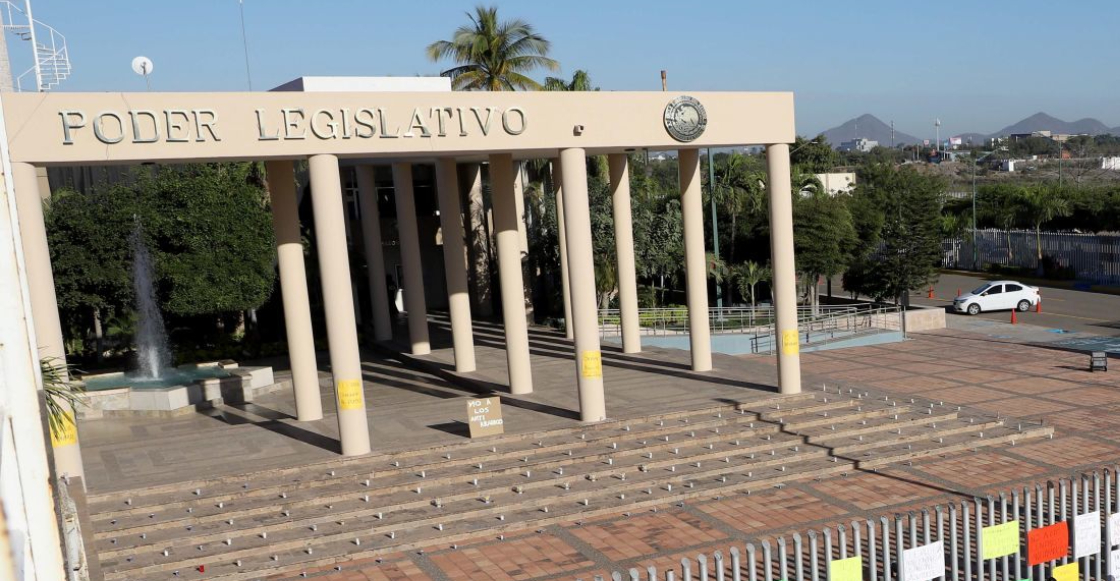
[{"xmin": 838, "ymin": 137, "xmax": 878, "ymax": 153}]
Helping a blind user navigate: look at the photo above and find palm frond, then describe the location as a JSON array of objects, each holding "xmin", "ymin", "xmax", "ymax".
[{"xmin": 40, "ymin": 357, "xmax": 86, "ymax": 439}]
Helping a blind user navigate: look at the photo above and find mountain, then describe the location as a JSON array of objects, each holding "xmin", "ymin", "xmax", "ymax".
[
  {"xmin": 988, "ymin": 112, "xmax": 1113, "ymax": 138},
  {"xmin": 818, "ymin": 114, "xmax": 920, "ymax": 147}
]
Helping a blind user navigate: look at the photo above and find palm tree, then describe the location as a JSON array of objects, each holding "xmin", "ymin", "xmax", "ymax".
[
  {"xmin": 544, "ymin": 70, "xmax": 595, "ymax": 92},
  {"xmin": 1019, "ymin": 184, "xmax": 1072, "ymax": 263},
  {"xmin": 733, "ymin": 261, "xmax": 771, "ymax": 308},
  {"xmin": 426, "ymin": 5, "xmax": 559, "ymax": 91}
]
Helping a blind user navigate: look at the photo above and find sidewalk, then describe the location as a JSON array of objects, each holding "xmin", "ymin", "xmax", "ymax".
[{"xmin": 265, "ymin": 327, "xmax": 1120, "ymax": 581}]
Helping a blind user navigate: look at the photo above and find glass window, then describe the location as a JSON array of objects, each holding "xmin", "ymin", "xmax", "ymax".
[
  {"xmin": 985, "ymin": 285, "xmax": 1004, "ymax": 295},
  {"xmin": 971, "ymin": 284, "xmax": 991, "ymax": 295},
  {"xmin": 1005, "ymin": 284, "xmax": 1023, "ymax": 292}
]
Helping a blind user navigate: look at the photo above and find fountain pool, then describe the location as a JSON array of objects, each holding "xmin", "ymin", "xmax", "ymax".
[{"xmin": 83, "ymin": 365, "xmax": 230, "ymax": 391}]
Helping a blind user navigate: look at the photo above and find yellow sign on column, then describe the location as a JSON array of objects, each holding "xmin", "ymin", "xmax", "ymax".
[
  {"xmin": 781, "ymin": 329, "xmax": 799, "ymax": 355},
  {"xmin": 50, "ymin": 411, "xmax": 78, "ymax": 447},
  {"xmin": 581, "ymin": 350, "xmax": 603, "ymax": 379},
  {"xmin": 336, "ymin": 379, "xmax": 364, "ymax": 410}
]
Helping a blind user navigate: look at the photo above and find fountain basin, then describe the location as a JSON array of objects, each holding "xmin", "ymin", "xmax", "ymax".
[{"xmin": 77, "ymin": 361, "xmax": 278, "ymax": 418}]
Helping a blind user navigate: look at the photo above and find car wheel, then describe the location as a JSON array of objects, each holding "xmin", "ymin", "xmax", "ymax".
[
  {"xmin": 1017, "ymin": 300, "xmax": 1030, "ymax": 312},
  {"xmin": 967, "ymin": 303, "xmax": 981, "ymax": 315}
]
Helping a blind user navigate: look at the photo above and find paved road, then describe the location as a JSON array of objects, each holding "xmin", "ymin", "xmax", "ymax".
[
  {"xmin": 909, "ymin": 272, "xmax": 1120, "ymax": 336},
  {"xmin": 828, "ymin": 271, "xmax": 1120, "ymax": 338}
]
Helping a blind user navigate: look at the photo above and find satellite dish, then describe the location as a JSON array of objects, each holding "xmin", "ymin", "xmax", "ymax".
[{"xmin": 131, "ymin": 56, "xmax": 154, "ymax": 76}]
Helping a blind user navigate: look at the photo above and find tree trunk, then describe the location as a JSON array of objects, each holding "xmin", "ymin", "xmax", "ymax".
[
  {"xmin": 1036, "ymin": 226, "xmax": 1043, "ymax": 262},
  {"xmin": 92, "ymin": 307, "xmax": 104, "ymax": 363}
]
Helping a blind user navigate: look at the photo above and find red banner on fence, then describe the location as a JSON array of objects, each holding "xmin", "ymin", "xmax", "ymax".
[{"xmin": 1028, "ymin": 521, "xmax": 1069, "ymax": 566}]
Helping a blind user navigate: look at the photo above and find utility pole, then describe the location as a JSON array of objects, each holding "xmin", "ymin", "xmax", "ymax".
[
  {"xmin": 935, "ymin": 118, "xmax": 941, "ymax": 155},
  {"xmin": 890, "ymin": 120, "xmax": 895, "ymax": 148},
  {"xmin": 238, "ymin": 0, "xmax": 253, "ymax": 90},
  {"xmin": 1057, "ymin": 139, "xmax": 1063, "ymax": 187},
  {"xmin": 660, "ymin": 70, "xmax": 667, "ymax": 92}
]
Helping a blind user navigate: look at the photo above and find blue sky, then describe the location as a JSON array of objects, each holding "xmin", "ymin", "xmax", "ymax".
[{"xmin": 21, "ymin": 0, "xmax": 1120, "ymax": 139}]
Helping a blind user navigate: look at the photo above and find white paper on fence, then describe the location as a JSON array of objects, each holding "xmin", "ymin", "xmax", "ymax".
[
  {"xmin": 903, "ymin": 540, "xmax": 945, "ymax": 581},
  {"xmin": 1075, "ymin": 511, "xmax": 1102, "ymax": 559},
  {"xmin": 1110, "ymin": 512, "xmax": 1120, "ymax": 547},
  {"xmin": 1111, "ymin": 548, "xmax": 1120, "ymax": 581}
]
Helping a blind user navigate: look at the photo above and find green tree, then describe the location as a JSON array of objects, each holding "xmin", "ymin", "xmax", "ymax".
[
  {"xmin": 426, "ymin": 5, "xmax": 559, "ymax": 91},
  {"xmin": 790, "ymin": 135, "xmax": 837, "ymax": 174},
  {"xmin": 143, "ymin": 164, "xmax": 276, "ymax": 317},
  {"xmin": 46, "ymin": 186, "xmax": 138, "ymax": 355},
  {"xmin": 794, "ymin": 191, "xmax": 858, "ymax": 314},
  {"xmin": 732, "ymin": 261, "xmax": 771, "ymax": 308},
  {"xmin": 866, "ymin": 167, "xmax": 945, "ymax": 303},
  {"xmin": 706, "ymin": 251, "xmax": 728, "ymax": 288},
  {"xmin": 1019, "ymin": 184, "xmax": 1073, "ymax": 262},
  {"xmin": 544, "ymin": 69, "xmax": 595, "ymax": 92}
]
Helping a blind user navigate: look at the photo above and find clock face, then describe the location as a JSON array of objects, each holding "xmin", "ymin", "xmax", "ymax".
[{"xmin": 664, "ymin": 96, "xmax": 707, "ymax": 142}]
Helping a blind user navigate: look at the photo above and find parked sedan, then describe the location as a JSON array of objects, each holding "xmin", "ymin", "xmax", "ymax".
[{"xmin": 953, "ymin": 280, "xmax": 1040, "ymax": 315}]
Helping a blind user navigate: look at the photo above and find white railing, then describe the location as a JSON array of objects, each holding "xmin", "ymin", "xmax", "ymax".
[
  {"xmin": 598, "ymin": 304, "xmax": 904, "ymax": 354},
  {"xmin": 584, "ymin": 466, "xmax": 1120, "ymax": 581},
  {"xmin": 0, "ymin": 0, "xmax": 72, "ymax": 91}
]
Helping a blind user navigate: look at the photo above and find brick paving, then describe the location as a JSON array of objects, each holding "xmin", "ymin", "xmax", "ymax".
[{"xmin": 79, "ymin": 324, "xmax": 1120, "ymax": 580}]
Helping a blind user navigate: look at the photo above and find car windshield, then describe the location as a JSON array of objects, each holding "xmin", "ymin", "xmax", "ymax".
[{"xmin": 971, "ymin": 284, "xmax": 991, "ymax": 295}]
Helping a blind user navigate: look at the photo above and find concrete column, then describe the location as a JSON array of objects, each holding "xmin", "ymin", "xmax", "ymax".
[
  {"xmin": 0, "ymin": 160, "xmax": 68, "ymax": 580},
  {"xmin": 308, "ymin": 154, "xmax": 370, "ymax": 456},
  {"xmin": 488, "ymin": 153, "xmax": 533, "ymax": 394},
  {"xmin": 391, "ymin": 163, "xmax": 431, "ymax": 355},
  {"xmin": 435, "ymin": 158, "xmax": 476, "ymax": 373},
  {"xmin": 12, "ymin": 162, "xmax": 85, "ymax": 481},
  {"xmin": 679, "ymin": 149, "xmax": 713, "ymax": 372},
  {"xmin": 355, "ymin": 166, "xmax": 392, "ymax": 342},
  {"xmin": 266, "ymin": 160, "xmax": 323, "ymax": 421},
  {"xmin": 766, "ymin": 143, "xmax": 803, "ymax": 394},
  {"xmin": 460, "ymin": 163, "xmax": 493, "ymax": 317},
  {"xmin": 552, "ymin": 158, "xmax": 573, "ymax": 340},
  {"xmin": 512, "ymin": 161, "xmax": 529, "ymax": 254},
  {"xmin": 559, "ymin": 148, "xmax": 608, "ymax": 422},
  {"xmin": 609, "ymin": 154, "xmax": 641, "ymax": 354}
]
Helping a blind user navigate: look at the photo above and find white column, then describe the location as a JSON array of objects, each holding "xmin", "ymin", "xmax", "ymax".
[
  {"xmin": 435, "ymin": 158, "xmax": 476, "ymax": 373},
  {"xmin": 12, "ymin": 161, "xmax": 86, "ymax": 481},
  {"xmin": 355, "ymin": 166, "xmax": 392, "ymax": 342},
  {"xmin": 552, "ymin": 158, "xmax": 573, "ymax": 340},
  {"xmin": 559, "ymin": 148, "xmax": 607, "ymax": 422},
  {"xmin": 391, "ymin": 162, "xmax": 431, "ymax": 355},
  {"xmin": 609, "ymin": 153, "xmax": 641, "ymax": 353},
  {"xmin": 266, "ymin": 160, "xmax": 323, "ymax": 421},
  {"xmin": 766, "ymin": 143, "xmax": 803, "ymax": 394},
  {"xmin": 0, "ymin": 159, "xmax": 67, "ymax": 578},
  {"xmin": 679, "ymin": 149, "xmax": 713, "ymax": 372},
  {"xmin": 308, "ymin": 154, "xmax": 370, "ymax": 456},
  {"xmin": 489, "ymin": 153, "xmax": 533, "ymax": 394}
]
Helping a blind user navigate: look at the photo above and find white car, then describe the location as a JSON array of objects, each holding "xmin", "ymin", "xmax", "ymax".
[{"xmin": 953, "ymin": 280, "xmax": 1040, "ymax": 315}]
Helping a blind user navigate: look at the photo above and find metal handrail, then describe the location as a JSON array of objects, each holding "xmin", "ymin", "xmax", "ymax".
[
  {"xmin": 1, "ymin": 0, "xmax": 71, "ymax": 91},
  {"xmin": 598, "ymin": 303, "xmax": 904, "ymax": 354}
]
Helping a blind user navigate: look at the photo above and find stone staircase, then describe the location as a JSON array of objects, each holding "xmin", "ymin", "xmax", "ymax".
[{"xmin": 85, "ymin": 386, "xmax": 1051, "ymax": 581}]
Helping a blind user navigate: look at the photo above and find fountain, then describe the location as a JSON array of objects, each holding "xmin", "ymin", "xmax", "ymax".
[
  {"xmin": 130, "ymin": 222, "xmax": 171, "ymax": 379},
  {"xmin": 78, "ymin": 223, "xmax": 278, "ymax": 417}
]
